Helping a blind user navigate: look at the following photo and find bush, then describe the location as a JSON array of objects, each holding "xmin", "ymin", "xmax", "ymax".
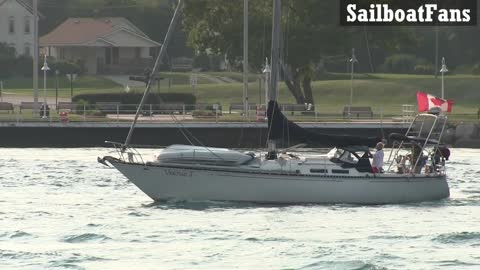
[
  {"xmin": 74, "ymin": 99, "xmax": 93, "ymax": 115},
  {"xmin": 50, "ymin": 60, "xmax": 82, "ymax": 75},
  {"xmin": 414, "ymin": 64, "xmax": 435, "ymax": 75},
  {"xmin": 382, "ymin": 54, "xmax": 418, "ymax": 73},
  {"xmin": 472, "ymin": 64, "xmax": 480, "ymax": 75},
  {"xmin": 72, "ymin": 93, "xmax": 197, "ymax": 105},
  {"xmin": 14, "ymin": 55, "xmax": 33, "ymax": 77},
  {"xmin": 0, "ymin": 43, "xmax": 16, "ymax": 79},
  {"xmin": 193, "ymin": 54, "xmax": 210, "ymax": 71}
]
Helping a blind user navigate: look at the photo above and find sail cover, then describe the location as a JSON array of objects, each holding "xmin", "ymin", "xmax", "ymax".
[{"xmin": 267, "ymin": 101, "xmax": 380, "ymax": 148}]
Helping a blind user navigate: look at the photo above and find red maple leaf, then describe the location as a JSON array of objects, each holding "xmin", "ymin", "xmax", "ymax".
[{"xmin": 430, "ymin": 97, "xmax": 445, "ymax": 106}]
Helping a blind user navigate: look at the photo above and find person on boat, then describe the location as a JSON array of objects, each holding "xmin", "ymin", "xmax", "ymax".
[
  {"xmin": 411, "ymin": 142, "xmax": 426, "ymax": 174},
  {"xmin": 372, "ymin": 142, "xmax": 384, "ymax": 173}
]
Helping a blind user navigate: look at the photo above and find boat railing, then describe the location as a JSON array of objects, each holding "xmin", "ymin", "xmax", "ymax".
[
  {"xmin": 105, "ymin": 141, "xmax": 146, "ymax": 165},
  {"xmin": 386, "ymin": 113, "xmax": 447, "ymax": 176}
]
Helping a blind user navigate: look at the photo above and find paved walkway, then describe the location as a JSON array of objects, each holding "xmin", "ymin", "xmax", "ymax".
[{"xmin": 1, "ymin": 93, "xmax": 70, "ymax": 105}]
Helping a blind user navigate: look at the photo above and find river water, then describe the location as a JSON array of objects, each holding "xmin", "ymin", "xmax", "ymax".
[{"xmin": 0, "ymin": 148, "xmax": 479, "ymax": 270}]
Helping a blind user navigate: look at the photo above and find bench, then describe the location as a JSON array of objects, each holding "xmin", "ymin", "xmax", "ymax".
[
  {"xmin": 20, "ymin": 102, "xmax": 42, "ymax": 112},
  {"xmin": 281, "ymin": 104, "xmax": 308, "ymax": 115},
  {"xmin": 57, "ymin": 102, "xmax": 75, "ymax": 111},
  {"xmin": 0, "ymin": 102, "xmax": 14, "ymax": 113},
  {"xmin": 229, "ymin": 103, "xmax": 256, "ymax": 114},
  {"xmin": 343, "ymin": 106, "xmax": 373, "ymax": 119}
]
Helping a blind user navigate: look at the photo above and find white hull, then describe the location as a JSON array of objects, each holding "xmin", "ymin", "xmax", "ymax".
[{"xmin": 108, "ymin": 160, "xmax": 450, "ymax": 204}]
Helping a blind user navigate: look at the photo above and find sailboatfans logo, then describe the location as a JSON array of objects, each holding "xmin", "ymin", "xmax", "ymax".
[
  {"xmin": 340, "ymin": 0, "xmax": 477, "ymax": 26},
  {"xmin": 417, "ymin": 92, "xmax": 454, "ymax": 113}
]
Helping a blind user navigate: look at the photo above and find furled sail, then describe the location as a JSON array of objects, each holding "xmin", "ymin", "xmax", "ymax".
[{"xmin": 267, "ymin": 101, "xmax": 380, "ymax": 148}]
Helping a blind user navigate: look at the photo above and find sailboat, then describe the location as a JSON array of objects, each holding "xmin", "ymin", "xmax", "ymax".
[{"xmin": 99, "ymin": 0, "xmax": 450, "ymax": 204}]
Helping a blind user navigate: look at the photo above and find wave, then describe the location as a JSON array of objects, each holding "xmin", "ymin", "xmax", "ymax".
[
  {"xmin": 62, "ymin": 233, "xmax": 111, "ymax": 243},
  {"xmin": 299, "ymin": 260, "xmax": 387, "ymax": 270},
  {"xmin": 0, "ymin": 231, "xmax": 35, "ymax": 239},
  {"xmin": 433, "ymin": 232, "xmax": 480, "ymax": 244}
]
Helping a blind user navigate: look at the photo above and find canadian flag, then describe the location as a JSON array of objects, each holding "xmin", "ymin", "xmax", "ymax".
[{"xmin": 416, "ymin": 92, "xmax": 454, "ymax": 113}]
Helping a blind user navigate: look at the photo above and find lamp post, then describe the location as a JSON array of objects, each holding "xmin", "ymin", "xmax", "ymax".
[
  {"xmin": 440, "ymin": 57, "xmax": 448, "ymax": 99},
  {"xmin": 41, "ymin": 55, "xmax": 50, "ymax": 119},
  {"xmin": 55, "ymin": 69, "xmax": 59, "ymax": 109},
  {"xmin": 262, "ymin": 58, "xmax": 271, "ymax": 108},
  {"xmin": 349, "ymin": 48, "xmax": 358, "ymax": 116},
  {"xmin": 67, "ymin": 73, "xmax": 77, "ymax": 101}
]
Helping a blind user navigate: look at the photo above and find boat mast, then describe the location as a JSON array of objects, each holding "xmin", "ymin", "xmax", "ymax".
[
  {"xmin": 269, "ymin": 0, "xmax": 281, "ymax": 102},
  {"xmin": 33, "ymin": 0, "xmax": 39, "ymax": 115},
  {"xmin": 123, "ymin": 0, "xmax": 184, "ymax": 148},
  {"xmin": 266, "ymin": 0, "xmax": 281, "ymax": 159},
  {"xmin": 243, "ymin": 0, "xmax": 249, "ymax": 119}
]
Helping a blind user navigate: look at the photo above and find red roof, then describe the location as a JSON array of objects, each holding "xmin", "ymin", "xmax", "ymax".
[{"xmin": 40, "ymin": 17, "xmax": 151, "ymax": 46}]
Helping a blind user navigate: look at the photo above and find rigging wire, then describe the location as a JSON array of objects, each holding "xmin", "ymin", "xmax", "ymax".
[{"xmin": 169, "ymin": 114, "xmax": 226, "ymax": 162}]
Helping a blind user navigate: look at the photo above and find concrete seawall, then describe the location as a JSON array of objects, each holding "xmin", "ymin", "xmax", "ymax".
[{"xmin": 0, "ymin": 122, "xmax": 407, "ymax": 148}]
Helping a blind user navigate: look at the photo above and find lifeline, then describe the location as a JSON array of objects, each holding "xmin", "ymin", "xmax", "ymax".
[{"xmin": 346, "ymin": 4, "xmax": 471, "ymax": 23}]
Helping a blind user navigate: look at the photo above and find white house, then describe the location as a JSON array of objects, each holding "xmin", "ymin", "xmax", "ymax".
[
  {"xmin": 0, "ymin": 0, "xmax": 35, "ymax": 56},
  {"xmin": 40, "ymin": 17, "xmax": 161, "ymax": 74}
]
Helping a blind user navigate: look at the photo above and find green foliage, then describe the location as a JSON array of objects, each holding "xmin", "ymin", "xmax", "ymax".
[
  {"xmin": 72, "ymin": 93, "xmax": 197, "ymax": 105},
  {"xmin": 50, "ymin": 60, "xmax": 83, "ymax": 75},
  {"xmin": 193, "ymin": 54, "xmax": 211, "ymax": 71},
  {"xmin": 413, "ymin": 64, "xmax": 434, "ymax": 75},
  {"xmin": 0, "ymin": 43, "xmax": 17, "ymax": 79},
  {"xmin": 381, "ymin": 54, "xmax": 433, "ymax": 74},
  {"xmin": 471, "ymin": 64, "xmax": 480, "ymax": 75}
]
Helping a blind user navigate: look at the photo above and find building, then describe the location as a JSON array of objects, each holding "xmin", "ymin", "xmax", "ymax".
[
  {"xmin": 40, "ymin": 17, "xmax": 161, "ymax": 75},
  {"xmin": 0, "ymin": 0, "xmax": 35, "ymax": 57}
]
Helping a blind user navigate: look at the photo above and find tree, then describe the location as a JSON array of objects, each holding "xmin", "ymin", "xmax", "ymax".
[
  {"xmin": 182, "ymin": 0, "xmax": 351, "ymax": 105},
  {"xmin": 183, "ymin": 0, "xmax": 418, "ymax": 105}
]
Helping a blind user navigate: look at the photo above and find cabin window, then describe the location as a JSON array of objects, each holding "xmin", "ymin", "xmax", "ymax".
[
  {"xmin": 24, "ymin": 16, "xmax": 30, "ymax": 34},
  {"xmin": 332, "ymin": 169, "xmax": 349, "ymax": 174},
  {"xmin": 310, "ymin": 169, "xmax": 327, "ymax": 173},
  {"xmin": 9, "ymin": 16, "xmax": 15, "ymax": 34}
]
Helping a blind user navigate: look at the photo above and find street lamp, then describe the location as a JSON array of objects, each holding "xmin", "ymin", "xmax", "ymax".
[
  {"xmin": 262, "ymin": 58, "xmax": 271, "ymax": 108},
  {"xmin": 66, "ymin": 73, "xmax": 77, "ymax": 101},
  {"xmin": 349, "ymin": 48, "xmax": 358, "ymax": 116},
  {"xmin": 41, "ymin": 55, "xmax": 50, "ymax": 119},
  {"xmin": 55, "ymin": 69, "xmax": 59, "ymax": 109},
  {"xmin": 440, "ymin": 57, "xmax": 448, "ymax": 99}
]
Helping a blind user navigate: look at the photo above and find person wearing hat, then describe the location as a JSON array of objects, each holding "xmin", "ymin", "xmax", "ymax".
[{"xmin": 372, "ymin": 142, "xmax": 384, "ymax": 173}]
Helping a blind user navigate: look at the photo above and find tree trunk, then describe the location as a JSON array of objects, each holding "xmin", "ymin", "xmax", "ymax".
[
  {"xmin": 283, "ymin": 73, "xmax": 304, "ymax": 104},
  {"xmin": 302, "ymin": 75, "xmax": 314, "ymax": 106}
]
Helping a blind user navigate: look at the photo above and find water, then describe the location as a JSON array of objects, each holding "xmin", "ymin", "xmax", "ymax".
[{"xmin": 0, "ymin": 148, "xmax": 479, "ymax": 270}]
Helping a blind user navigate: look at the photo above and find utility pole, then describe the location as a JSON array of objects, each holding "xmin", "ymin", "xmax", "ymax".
[
  {"xmin": 243, "ymin": 0, "xmax": 249, "ymax": 119},
  {"xmin": 349, "ymin": 48, "xmax": 358, "ymax": 116},
  {"xmin": 33, "ymin": 0, "xmax": 39, "ymax": 114},
  {"xmin": 435, "ymin": 26, "xmax": 439, "ymax": 78}
]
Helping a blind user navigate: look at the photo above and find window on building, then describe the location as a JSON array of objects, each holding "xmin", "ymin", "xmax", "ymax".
[
  {"xmin": 9, "ymin": 17, "xmax": 15, "ymax": 34},
  {"xmin": 24, "ymin": 43, "xmax": 31, "ymax": 56},
  {"xmin": 24, "ymin": 17, "xmax": 31, "ymax": 34}
]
